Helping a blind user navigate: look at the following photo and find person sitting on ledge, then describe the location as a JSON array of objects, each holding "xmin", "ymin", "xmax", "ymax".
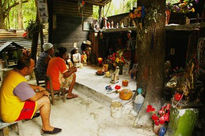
[
  {"xmin": 47, "ymin": 47, "xmax": 78, "ymax": 99},
  {"xmin": 0, "ymin": 57, "xmax": 61, "ymax": 134}
]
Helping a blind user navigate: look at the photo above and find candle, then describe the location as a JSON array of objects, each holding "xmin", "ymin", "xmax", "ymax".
[{"xmin": 98, "ymin": 57, "xmax": 103, "ymax": 65}]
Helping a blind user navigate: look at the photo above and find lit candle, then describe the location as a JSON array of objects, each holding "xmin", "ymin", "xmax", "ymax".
[{"xmin": 98, "ymin": 57, "xmax": 103, "ymax": 65}]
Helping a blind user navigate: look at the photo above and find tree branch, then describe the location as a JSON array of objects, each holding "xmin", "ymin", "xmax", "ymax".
[
  {"xmin": 5, "ymin": 0, "xmax": 28, "ymax": 13},
  {"xmin": 2, "ymin": 0, "xmax": 6, "ymax": 9}
]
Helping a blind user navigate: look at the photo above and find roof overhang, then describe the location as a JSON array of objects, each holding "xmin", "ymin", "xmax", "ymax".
[
  {"xmin": 69, "ymin": 0, "xmax": 111, "ymax": 6},
  {"xmin": 85, "ymin": 0, "xmax": 111, "ymax": 6}
]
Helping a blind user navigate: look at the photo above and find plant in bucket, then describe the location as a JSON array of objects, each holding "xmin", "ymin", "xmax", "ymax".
[{"xmin": 146, "ymin": 103, "xmax": 171, "ymax": 135}]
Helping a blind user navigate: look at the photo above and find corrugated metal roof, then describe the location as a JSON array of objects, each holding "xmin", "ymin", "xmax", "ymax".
[{"xmin": 0, "ymin": 42, "xmax": 24, "ymax": 53}]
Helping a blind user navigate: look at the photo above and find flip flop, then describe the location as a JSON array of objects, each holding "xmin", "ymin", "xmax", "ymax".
[
  {"xmin": 42, "ymin": 127, "xmax": 62, "ymax": 134},
  {"xmin": 32, "ymin": 112, "xmax": 40, "ymax": 119},
  {"xmin": 66, "ymin": 94, "xmax": 78, "ymax": 99},
  {"xmin": 25, "ymin": 112, "xmax": 40, "ymax": 121}
]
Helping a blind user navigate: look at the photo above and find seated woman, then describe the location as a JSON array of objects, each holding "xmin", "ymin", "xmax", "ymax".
[{"xmin": 47, "ymin": 47, "xmax": 78, "ymax": 99}]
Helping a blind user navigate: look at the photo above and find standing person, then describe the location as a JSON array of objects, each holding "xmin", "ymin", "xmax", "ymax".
[
  {"xmin": 0, "ymin": 57, "xmax": 62, "ymax": 134},
  {"xmin": 35, "ymin": 43, "xmax": 54, "ymax": 80},
  {"xmin": 47, "ymin": 47, "xmax": 78, "ymax": 99}
]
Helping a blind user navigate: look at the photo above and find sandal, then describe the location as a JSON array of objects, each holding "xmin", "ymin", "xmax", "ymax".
[
  {"xmin": 25, "ymin": 112, "xmax": 40, "ymax": 121},
  {"xmin": 66, "ymin": 94, "xmax": 78, "ymax": 99},
  {"xmin": 32, "ymin": 112, "xmax": 40, "ymax": 119},
  {"xmin": 42, "ymin": 127, "xmax": 62, "ymax": 134}
]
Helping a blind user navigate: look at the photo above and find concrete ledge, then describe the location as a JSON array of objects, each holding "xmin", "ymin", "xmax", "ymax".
[
  {"xmin": 74, "ymin": 82, "xmax": 112, "ymax": 107},
  {"xmin": 74, "ymin": 65, "xmax": 137, "ymax": 106}
]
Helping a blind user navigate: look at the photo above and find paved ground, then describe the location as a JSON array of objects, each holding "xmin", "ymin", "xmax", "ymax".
[
  {"xmin": 10, "ymin": 90, "xmax": 154, "ymax": 136},
  {"xmin": 7, "ymin": 66, "xmax": 155, "ymax": 136}
]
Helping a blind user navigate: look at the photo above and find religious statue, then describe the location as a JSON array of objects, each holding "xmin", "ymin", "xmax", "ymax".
[
  {"xmin": 81, "ymin": 51, "xmax": 87, "ymax": 65},
  {"xmin": 72, "ymin": 49, "xmax": 81, "ymax": 67},
  {"xmin": 71, "ymin": 43, "xmax": 81, "ymax": 68},
  {"xmin": 110, "ymin": 66, "xmax": 120, "ymax": 84}
]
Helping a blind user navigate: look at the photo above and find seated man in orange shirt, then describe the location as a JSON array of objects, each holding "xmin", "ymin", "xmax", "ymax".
[{"xmin": 47, "ymin": 47, "xmax": 78, "ymax": 99}]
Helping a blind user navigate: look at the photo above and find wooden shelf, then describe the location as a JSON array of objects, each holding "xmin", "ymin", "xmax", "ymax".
[
  {"xmin": 165, "ymin": 22, "xmax": 205, "ymax": 31},
  {"xmin": 102, "ymin": 27, "xmax": 137, "ymax": 33}
]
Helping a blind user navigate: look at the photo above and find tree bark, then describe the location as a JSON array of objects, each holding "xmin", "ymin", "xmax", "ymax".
[
  {"xmin": 18, "ymin": 0, "xmax": 23, "ymax": 29},
  {"xmin": 0, "ymin": 0, "xmax": 5, "ymax": 28},
  {"xmin": 134, "ymin": 0, "xmax": 166, "ymax": 128}
]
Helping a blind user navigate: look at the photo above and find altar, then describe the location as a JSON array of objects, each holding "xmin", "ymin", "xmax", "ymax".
[{"xmin": 74, "ymin": 65, "xmax": 137, "ymax": 106}]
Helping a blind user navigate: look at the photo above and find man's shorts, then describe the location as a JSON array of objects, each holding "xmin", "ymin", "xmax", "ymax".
[{"xmin": 16, "ymin": 100, "xmax": 36, "ymax": 121}]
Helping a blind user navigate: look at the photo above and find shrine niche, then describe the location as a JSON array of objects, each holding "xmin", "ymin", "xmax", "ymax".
[{"xmin": 0, "ymin": 42, "xmax": 24, "ymax": 68}]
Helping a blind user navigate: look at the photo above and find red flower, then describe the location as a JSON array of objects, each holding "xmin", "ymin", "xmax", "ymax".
[
  {"xmin": 159, "ymin": 119, "xmax": 165, "ymax": 125},
  {"xmin": 154, "ymin": 120, "xmax": 159, "ymax": 126},
  {"xmin": 82, "ymin": 0, "xmax": 85, "ymax": 5},
  {"xmin": 146, "ymin": 105, "xmax": 155, "ymax": 113},
  {"xmin": 115, "ymin": 85, "xmax": 121, "ymax": 90},
  {"xmin": 158, "ymin": 109, "xmax": 165, "ymax": 116},
  {"xmin": 152, "ymin": 114, "xmax": 159, "ymax": 121},
  {"xmin": 174, "ymin": 93, "xmax": 183, "ymax": 101},
  {"xmin": 166, "ymin": 103, "xmax": 171, "ymax": 110},
  {"xmin": 22, "ymin": 32, "xmax": 27, "ymax": 38},
  {"xmin": 163, "ymin": 113, "xmax": 170, "ymax": 122}
]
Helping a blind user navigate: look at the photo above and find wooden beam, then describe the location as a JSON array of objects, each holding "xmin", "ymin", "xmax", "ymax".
[{"xmin": 64, "ymin": 0, "xmax": 111, "ymax": 6}]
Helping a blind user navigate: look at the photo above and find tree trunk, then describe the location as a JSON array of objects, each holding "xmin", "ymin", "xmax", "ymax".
[
  {"xmin": 18, "ymin": 0, "xmax": 23, "ymax": 29},
  {"xmin": 0, "ymin": 1, "xmax": 5, "ymax": 29},
  {"xmin": 0, "ymin": 13, "xmax": 5, "ymax": 28},
  {"xmin": 134, "ymin": 0, "xmax": 166, "ymax": 128}
]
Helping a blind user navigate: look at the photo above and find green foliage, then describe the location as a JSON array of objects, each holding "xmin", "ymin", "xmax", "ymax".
[
  {"xmin": 5, "ymin": 0, "xmax": 36, "ymax": 29},
  {"xmin": 93, "ymin": 0, "xmax": 137, "ymax": 18},
  {"xmin": 93, "ymin": 5, "xmax": 99, "ymax": 19},
  {"xmin": 93, "ymin": 0, "xmax": 182, "ymax": 18},
  {"xmin": 26, "ymin": 20, "xmax": 42, "ymax": 39}
]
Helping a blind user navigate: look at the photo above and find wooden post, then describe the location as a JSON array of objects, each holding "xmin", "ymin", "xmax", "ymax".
[
  {"xmin": 2, "ymin": 127, "xmax": 9, "ymax": 136},
  {"xmin": 47, "ymin": 0, "xmax": 53, "ymax": 43}
]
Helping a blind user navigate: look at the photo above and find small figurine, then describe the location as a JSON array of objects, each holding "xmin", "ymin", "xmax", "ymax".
[
  {"xmin": 110, "ymin": 66, "xmax": 120, "ymax": 84},
  {"xmin": 81, "ymin": 51, "xmax": 87, "ymax": 65},
  {"xmin": 72, "ymin": 49, "xmax": 81, "ymax": 67},
  {"xmin": 71, "ymin": 43, "xmax": 81, "ymax": 68}
]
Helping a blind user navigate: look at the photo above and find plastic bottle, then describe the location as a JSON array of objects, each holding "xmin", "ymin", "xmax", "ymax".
[{"xmin": 133, "ymin": 88, "xmax": 144, "ymax": 113}]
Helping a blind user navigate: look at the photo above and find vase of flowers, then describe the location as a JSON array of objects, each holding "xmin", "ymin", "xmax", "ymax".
[
  {"xmin": 146, "ymin": 104, "xmax": 171, "ymax": 135},
  {"xmin": 105, "ymin": 50, "xmax": 126, "ymax": 74}
]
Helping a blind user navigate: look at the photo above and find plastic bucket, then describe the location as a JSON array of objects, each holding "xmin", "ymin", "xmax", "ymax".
[{"xmin": 110, "ymin": 101, "xmax": 122, "ymax": 118}]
